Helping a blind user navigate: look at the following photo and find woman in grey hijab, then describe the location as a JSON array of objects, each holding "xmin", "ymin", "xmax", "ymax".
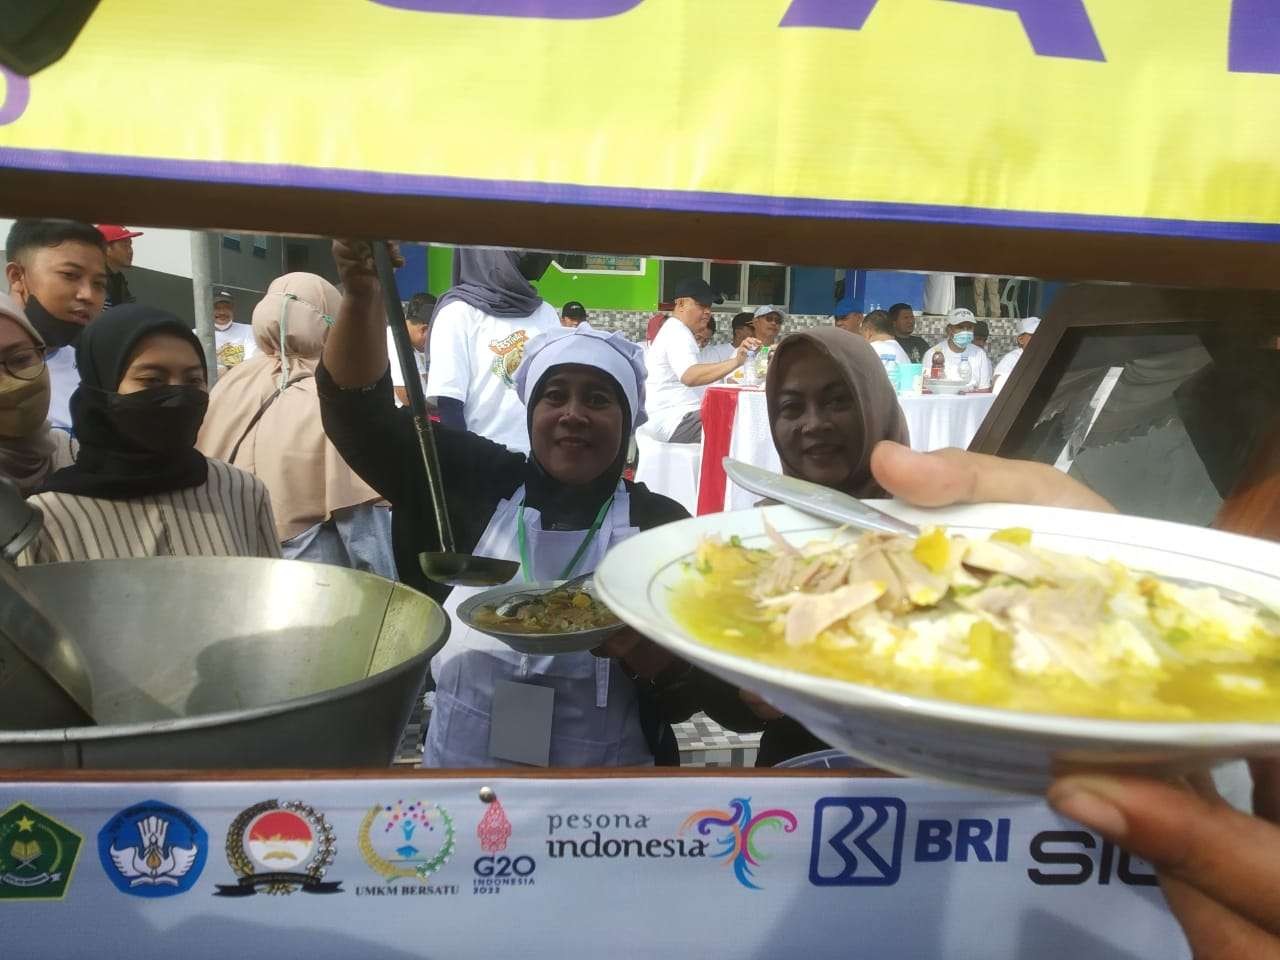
[{"xmin": 424, "ymin": 249, "xmax": 560, "ymax": 453}]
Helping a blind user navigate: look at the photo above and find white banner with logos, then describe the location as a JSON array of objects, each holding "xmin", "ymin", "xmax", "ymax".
[{"xmin": 0, "ymin": 776, "xmax": 1188, "ymax": 959}]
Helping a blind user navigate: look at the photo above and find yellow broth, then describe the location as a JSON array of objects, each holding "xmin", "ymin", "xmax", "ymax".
[{"xmin": 671, "ymin": 542, "xmax": 1280, "ymax": 723}]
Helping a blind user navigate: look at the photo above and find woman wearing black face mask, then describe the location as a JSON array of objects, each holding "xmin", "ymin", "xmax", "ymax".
[{"xmin": 18, "ymin": 304, "xmax": 280, "ymax": 564}]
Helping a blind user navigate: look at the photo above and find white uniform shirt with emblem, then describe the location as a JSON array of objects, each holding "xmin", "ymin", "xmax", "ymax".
[
  {"xmin": 925, "ymin": 340, "xmax": 993, "ymax": 390},
  {"xmin": 425, "ymin": 300, "xmax": 560, "ymax": 453}
]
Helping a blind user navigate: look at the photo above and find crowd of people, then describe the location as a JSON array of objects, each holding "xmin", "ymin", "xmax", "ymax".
[{"xmin": 1, "ymin": 220, "xmax": 1274, "ymax": 952}]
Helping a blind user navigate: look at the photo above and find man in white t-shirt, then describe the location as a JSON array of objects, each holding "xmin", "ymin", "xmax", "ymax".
[
  {"xmin": 213, "ymin": 290, "xmax": 258, "ymax": 372},
  {"xmin": 925, "ymin": 308, "xmax": 993, "ymax": 391},
  {"xmin": 387, "ymin": 292, "xmax": 435, "ymax": 407},
  {"xmin": 862, "ymin": 308, "xmax": 911, "ymax": 368},
  {"xmin": 992, "ymin": 316, "xmax": 1040, "ymax": 395},
  {"xmin": 644, "ymin": 278, "xmax": 760, "ymax": 442},
  {"xmin": 425, "ymin": 249, "xmax": 560, "ymax": 453}
]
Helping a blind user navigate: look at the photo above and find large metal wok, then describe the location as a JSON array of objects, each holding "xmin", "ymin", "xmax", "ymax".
[{"xmin": 0, "ymin": 557, "xmax": 448, "ymax": 769}]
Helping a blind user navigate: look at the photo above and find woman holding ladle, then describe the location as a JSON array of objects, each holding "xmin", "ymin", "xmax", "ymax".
[{"xmin": 319, "ymin": 240, "xmax": 691, "ymax": 768}]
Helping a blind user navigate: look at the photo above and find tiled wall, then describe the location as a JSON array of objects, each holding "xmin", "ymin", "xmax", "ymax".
[{"xmin": 583, "ymin": 311, "xmax": 1020, "ymax": 364}]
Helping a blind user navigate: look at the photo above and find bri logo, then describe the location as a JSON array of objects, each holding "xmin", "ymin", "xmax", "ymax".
[{"xmin": 809, "ymin": 797, "xmax": 905, "ymax": 887}]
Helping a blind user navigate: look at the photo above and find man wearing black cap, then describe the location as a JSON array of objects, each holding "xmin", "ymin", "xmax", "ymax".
[
  {"xmin": 643, "ymin": 277, "xmax": 760, "ymax": 442},
  {"xmin": 560, "ymin": 300, "xmax": 587, "ymax": 328}
]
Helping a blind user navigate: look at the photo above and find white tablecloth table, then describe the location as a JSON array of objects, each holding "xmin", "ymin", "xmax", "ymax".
[
  {"xmin": 898, "ymin": 393, "xmax": 997, "ymax": 452},
  {"xmin": 634, "ymin": 429, "xmax": 702, "ymax": 516},
  {"xmin": 699, "ymin": 387, "xmax": 997, "ymax": 513}
]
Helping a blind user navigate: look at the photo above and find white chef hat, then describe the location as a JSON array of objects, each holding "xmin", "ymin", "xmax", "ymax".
[
  {"xmin": 1018, "ymin": 316, "xmax": 1042, "ymax": 336},
  {"xmin": 515, "ymin": 323, "xmax": 648, "ymax": 429}
]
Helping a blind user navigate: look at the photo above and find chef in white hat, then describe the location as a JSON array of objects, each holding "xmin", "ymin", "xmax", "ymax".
[{"xmin": 419, "ymin": 323, "xmax": 689, "ymax": 768}]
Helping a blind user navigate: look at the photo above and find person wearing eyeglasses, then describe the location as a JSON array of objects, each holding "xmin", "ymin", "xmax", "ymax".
[
  {"xmin": 198, "ymin": 273, "xmax": 395, "ymax": 576},
  {"xmin": 0, "ymin": 293, "xmax": 76, "ymax": 495}
]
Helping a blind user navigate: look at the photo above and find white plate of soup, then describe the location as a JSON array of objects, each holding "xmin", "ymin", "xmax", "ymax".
[{"xmin": 594, "ymin": 502, "xmax": 1280, "ymax": 792}]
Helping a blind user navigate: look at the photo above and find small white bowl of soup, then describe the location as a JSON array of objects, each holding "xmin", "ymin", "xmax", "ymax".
[{"xmin": 594, "ymin": 503, "xmax": 1280, "ymax": 792}]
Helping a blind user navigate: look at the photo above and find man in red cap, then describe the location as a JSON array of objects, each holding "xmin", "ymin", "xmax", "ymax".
[{"xmin": 96, "ymin": 224, "xmax": 142, "ymax": 309}]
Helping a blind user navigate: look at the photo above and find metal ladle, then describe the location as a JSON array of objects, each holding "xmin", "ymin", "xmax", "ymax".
[
  {"xmin": 373, "ymin": 242, "xmax": 519, "ymax": 587},
  {"xmin": 0, "ymin": 478, "xmax": 95, "ymax": 729}
]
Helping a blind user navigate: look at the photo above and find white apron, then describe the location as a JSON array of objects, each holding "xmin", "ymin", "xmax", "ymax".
[{"xmin": 423, "ymin": 482, "xmax": 653, "ymax": 768}]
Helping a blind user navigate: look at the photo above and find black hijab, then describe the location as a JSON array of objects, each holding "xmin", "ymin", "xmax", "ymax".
[
  {"xmin": 42, "ymin": 304, "xmax": 210, "ymax": 500},
  {"xmin": 522, "ymin": 365, "xmax": 631, "ymax": 530}
]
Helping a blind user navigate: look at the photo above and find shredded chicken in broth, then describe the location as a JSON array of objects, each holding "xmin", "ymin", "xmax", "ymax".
[
  {"xmin": 672, "ymin": 524, "xmax": 1280, "ymax": 721},
  {"xmin": 474, "ymin": 589, "xmax": 620, "ymax": 634}
]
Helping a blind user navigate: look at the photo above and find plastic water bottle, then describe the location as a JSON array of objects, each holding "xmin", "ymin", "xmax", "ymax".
[
  {"xmin": 882, "ymin": 358, "xmax": 899, "ymax": 393},
  {"xmin": 958, "ymin": 357, "xmax": 972, "ymax": 388},
  {"xmin": 742, "ymin": 349, "xmax": 759, "ymax": 386}
]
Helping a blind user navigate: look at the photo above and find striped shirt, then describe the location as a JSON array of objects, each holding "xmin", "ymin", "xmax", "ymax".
[{"xmin": 18, "ymin": 459, "xmax": 281, "ymax": 565}]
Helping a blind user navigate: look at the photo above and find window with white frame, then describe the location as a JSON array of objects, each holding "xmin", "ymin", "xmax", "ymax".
[
  {"xmin": 551, "ymin": 254, "xmax": 646, "ymax": 275},
  {"xmin": 660, "ymin": 260, "xmax": 790, "ymax": 309}
]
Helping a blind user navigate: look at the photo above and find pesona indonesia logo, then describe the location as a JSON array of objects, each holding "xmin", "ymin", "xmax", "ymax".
[
  {"xmin": 809, "ymin": 795, "xmax": 1157, "ymax": 889},
  {"xmin": 544, "ymin": 797, "xmax": 797, "ymax": 890},
  {"xmin": 473, "ymin": 790, "xmax": 536, "ymax": 896},
  {"xmin": 545, "ymin": 811, "xmax": 705, "ymax": 862},
  {"xmin": 680, "ymin": 798, "xmax": 798, "ymax": 890}
]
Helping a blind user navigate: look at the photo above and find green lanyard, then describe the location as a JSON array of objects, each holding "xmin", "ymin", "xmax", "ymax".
[{"xmin": 516, "ymin": 496, "xmax": 614, "ymax": 583}]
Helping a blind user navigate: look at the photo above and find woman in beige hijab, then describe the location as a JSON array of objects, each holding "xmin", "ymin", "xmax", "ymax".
[
  {"xmin": 751, "ymin": 327, "xmax": 911, "ymax": 764},
  {"xmin": 198, "ymin": 273, "xmax": 395, "ymax": 577},
  {"xmin": 0, "ymin": 292, "xmax": 75, "ymax": 494}
]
